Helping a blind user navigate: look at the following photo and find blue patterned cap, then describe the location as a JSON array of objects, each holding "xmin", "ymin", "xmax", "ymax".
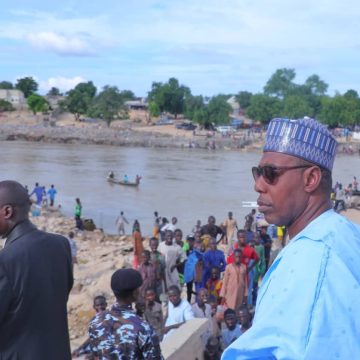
[{"xmin": 264, "ymin": 117, "xmax": 338, "ymax": 171}]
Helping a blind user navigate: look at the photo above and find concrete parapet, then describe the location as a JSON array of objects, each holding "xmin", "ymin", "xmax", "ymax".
[{"xmin": 161, "ymin": 318, "xmax": 209, "ymax": 360}]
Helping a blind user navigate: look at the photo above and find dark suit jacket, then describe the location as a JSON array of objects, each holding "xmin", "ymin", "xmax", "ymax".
[{"xmin": 0, "ymin": 220, "xmax": 74, "ymax": 360}]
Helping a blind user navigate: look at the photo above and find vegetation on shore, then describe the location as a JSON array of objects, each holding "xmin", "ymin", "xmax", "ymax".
[{"xmin": 1, "ymin": 68, "xmax": 360, "ymax": 128}]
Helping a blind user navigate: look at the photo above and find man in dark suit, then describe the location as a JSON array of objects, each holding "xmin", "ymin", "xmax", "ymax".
[{"xmin": 0, "ymin": 180, "xmax": 73, "ymax": 359}]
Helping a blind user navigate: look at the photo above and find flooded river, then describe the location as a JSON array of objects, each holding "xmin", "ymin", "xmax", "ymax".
[{"xmin": 1, "ymin": 141, "xmax": 359, "ymax": 234}]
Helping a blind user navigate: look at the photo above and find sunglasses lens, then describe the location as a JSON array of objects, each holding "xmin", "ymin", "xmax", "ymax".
[
  {"xmin": 252, "ymin": 166, "xmax": 277, "ymax": 184},
  {"xmin": 262, "ymin": 166, "xmax": 275, "ymax": 184},
  {"xmin": 252, "ymin": 167, "xmax": 260, "ymax": 180}
]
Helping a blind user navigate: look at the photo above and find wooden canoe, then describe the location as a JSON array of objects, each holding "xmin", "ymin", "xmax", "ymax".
[{"xmin": 107, "ymin": 177, "xmax": 139, "ymax": 186}]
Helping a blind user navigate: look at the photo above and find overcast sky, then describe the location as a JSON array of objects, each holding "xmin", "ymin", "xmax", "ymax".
[{"xmin": 1, "ymin": 0, "xmax": 360, "ymax": 97}]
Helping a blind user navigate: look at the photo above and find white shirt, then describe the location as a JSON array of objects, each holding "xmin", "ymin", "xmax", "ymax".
[{"xmin": 165, "ymin": 299, "xmax": 195, "ymax": 327}]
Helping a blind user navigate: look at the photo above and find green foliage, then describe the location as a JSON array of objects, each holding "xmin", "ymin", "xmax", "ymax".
[
  {"xmin": 264, "ymin": 68, "xmax": 296, "ymax": 98},
  {"xmin": 27, "ymin": 94, "xmax": 49, "ymax": 114},
  {"xmin": 88, "ymin": 86, "xmax": 126, "ymax": 126},
  {"xmin": 0, "ymin": 99, "xmax": 15, "ymax": 111},
  {"xmin": 193, "ymin": 108, "xmax": 208, "ymax": 125},
  {"xmin": 47, "ymin": 87, "xmax": 61, "ymax": 96},
  {"xmin": 235, "ymin": 91, "xmax": 253, "ymax": 109},
  {"xmin": 61, "ymin": 81, "xmax": 97, "ymax": 121},
  {"xmin": 149, "ymin": 101, "xmax": 160, "ymax": 117},
  {"xmin": 319, "ymin": 95, "xmax": 360, "ymax": 127},
  {"xmin": 0, "ymin": 81, "xmax": 13, "ymax": 89},
  {"xmin": 148, "ymin": 78, "xmax": 190, "ymax": 118},
  {"xmin": 207, "ymin": 95, "xmax": 232, "ymax": 124},
  {"xmin": 280, "ymin": 95, "xmax": 313, "ymax": 119},
  {"xmin": 246, "ymin": 94, "xmax": 282, "ymax": 123},
  {"xmin": 119, "ymin": 90, "xmax": 135, "ymax": 100},
  {"xmin": 15, "ymin": 77, "xmax": 38, "ymax": 98},
  {"xmin": 344, "ymin": 89, "xmax": 359, "ymax": 100},
  {"xmin": 304, "ymin": 74, "xmax": 328, "ymax": 96},
  {"xmin": 184, "ymin": 94, "xmax": 204, "ymax": 120}
]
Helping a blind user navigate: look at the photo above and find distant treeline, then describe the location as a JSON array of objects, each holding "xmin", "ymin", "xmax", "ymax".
[{"xmin": 1, "ymin": 68, "xmax": 360, "ymax": 127}]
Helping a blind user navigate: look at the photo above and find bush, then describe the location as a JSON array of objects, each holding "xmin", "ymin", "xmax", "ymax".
[{"xmin": 0, "ymin": 99, "xmax": 15, "ymax": 112}]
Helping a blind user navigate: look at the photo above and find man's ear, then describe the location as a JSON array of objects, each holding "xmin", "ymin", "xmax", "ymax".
[{"xmin": 303, "ymin": 166, "xmax": 322, "ymax": 193}]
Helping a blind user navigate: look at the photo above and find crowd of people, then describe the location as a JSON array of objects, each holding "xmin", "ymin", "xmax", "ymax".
[{"xmin": 72, "ymin": 209, "xmax": 280, "ymax": 359}]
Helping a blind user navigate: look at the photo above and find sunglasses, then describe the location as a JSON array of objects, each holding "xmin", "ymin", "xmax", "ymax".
[{"xmin": 252, "ymin": 165, "xmax": 311, "ymax": 184}]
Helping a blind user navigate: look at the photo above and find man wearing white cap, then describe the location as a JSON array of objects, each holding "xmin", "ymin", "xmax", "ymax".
[{"xmin": 222, "ymin": 117, "xmax": 360, "ymax": 359}]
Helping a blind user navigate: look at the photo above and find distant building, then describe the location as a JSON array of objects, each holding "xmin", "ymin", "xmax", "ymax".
[
  {"xmin": 125, "ymin": 98, "xmax": 148, "ymax": 110},
  {"xmin": 0, "ymin": 89, "xmax": 26, "ymax": 108}
]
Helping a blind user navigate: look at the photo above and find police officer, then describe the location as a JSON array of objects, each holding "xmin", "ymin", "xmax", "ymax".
[{"xmin": 89, "ymin": 268, "xmax": 163, "ymax": 359}]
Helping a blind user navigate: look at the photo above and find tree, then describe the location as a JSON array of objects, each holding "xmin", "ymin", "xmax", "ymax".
[
  {"xmin": 0, "ymin": 81, "xmax": 13, "ymax": 89},
  {"xmin": 27, "ymin": 94, "xmax": 49, "ymax": 115},
  {"xmin": 148, "ymin": 78, "xmax": 190, "ymax": 118},
  {"xmin": 319, "ymin": 95, "xmax": 360, "ymax": 127},
  {"xmin": 246, "ymin": 94, "xmax": 282, "ymax": 123},
  {"xmin": 0, "ymin": 99, "xmax": 15, "ymax": 111},
  {"xmin": 304, "ymin": 74, "xmax": 328, "ymax": 96},
  {"xmin": 184, "ymin": 94, "xmax": 205, "ymax": 120},
  {"xmin": 149, "ymin": 101, "xmax": 160, "ymax": 117},
  {"xmin": 264, "ymin": 68, "xmax": 296, "ymax": 98},
  {"xmin": 15, "ymin": 77, "xmax": 38, "ymax": 98},
  {"xmin": 47, "ymin": 87, "xmax": 61, "ymax": 96},
  {"xmin": 88, "ymin": 86, "xmax": 126, "ymax": 126},
  {"xmin": 61, "ymin": 81, "xmax": 97, "ymax": 121},
  {"xmin": 344, "ymin": 89, "xmax": 359, "ymax": 100},
  {"xmin": 235, "ymin": 91, "xmax": 253, "ymax": 109},
  {"xmin": 193, "ymin": 108, "xmax": 208, "ymax": 125},
  {"xmin": 206, "ymin": 95, "xmax": 232, "ymax": 125},
  {"xmin": 119, "ymin": 90, "xmax": 135, "ymax": 100},
  {"xmin": 280, "ymin": 95, "xmax": 313, "ymax": 119}
]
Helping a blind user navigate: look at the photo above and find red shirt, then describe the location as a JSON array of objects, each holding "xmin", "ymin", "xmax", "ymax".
[{"xmin": 227, "ymin": 244, "xmax": 259, "ymax": 267}]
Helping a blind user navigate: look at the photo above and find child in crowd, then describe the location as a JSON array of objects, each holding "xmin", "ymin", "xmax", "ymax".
[
  {"xmin": 206, "ymin": 266, "xmax": 222, "ymax": 304},
  {"xmin": 132, "ymin": 220, "xmax": 143, "ymax": 268},
  {"xmin": 237, "ymin": 304, "xmax": 253, "ymax": 334},
  {"xmin": 137, "ymin": 250, "xmax": 157, "ymax": 300},
  {"xmin": 220, "ymin": 249, "xmax": 247, "ymax": 310},
  {"xmin": 208, "ymin": 295, "xmax": 222, "ymax": 337},
  {"xmin": 204, "ymin": 336, "xmax": 222, "ymax": 360},
  {"xmin": 194, "ymin": 240, "xmax": 206, "ymax": 296},
  {"xmin": 174, "ymin": 229, "xmax": 185, "ymax": 285},
  {"xmin": 149, "ymin": 237, "xmax": 166, "ymax": 299},
  {"xmin": 183, "ymin": 235, "xmax": 201, "ymax": 302},
  {"xmin": 72, "ymin": 295, "xmax": 107, "ymax": 358},
  {"xmin": 221, "ymin": 308, "xmax": 242, "ymax": 349},
  {"xmin": 164, "ymin": 285, "xmax": 195, "ymax": 336},
  {"xmin": 192, "ymin": 288, "xmax": 213, "ymax": 344},
  {"xmin": 144, "ymin": 288, "xmax": 164, "ymax": 340}
]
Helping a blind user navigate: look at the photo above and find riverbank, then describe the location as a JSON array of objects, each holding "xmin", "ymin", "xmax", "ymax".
[
  {"xmin": 1, "ymin": 110, "xmax": 359, "ymax": 152},
  {"xmin": 0, "ymin": 110, "xmax": 264, "ymax": 151}
]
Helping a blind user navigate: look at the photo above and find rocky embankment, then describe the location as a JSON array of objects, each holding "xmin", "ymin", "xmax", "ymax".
[
  {"xmin": 30, "ymin": 208, "xmax": 135, "ymax": 349},
  {"xmin": 0, "ymin": 122, "xmax": 261, "ymax": 150}
]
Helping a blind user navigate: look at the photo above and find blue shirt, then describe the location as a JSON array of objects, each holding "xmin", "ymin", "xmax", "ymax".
[
  {"xmin": 183, "ymin": 249, "xmax": 203, "ymax": 284},
  {"xmin": 222, "ymin": 324, "xmax": 242, "ymax": 349},
  {"xmin": 203, "ymin": 249, "xmax": 226, "ymax": 284},
  {"xmin": 47, "ymin": 187, "xmax": 57, "ymax": 200},
  {"xmin": 222, "ymin": 210, "xmax": 360, "ymax": 360}
]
